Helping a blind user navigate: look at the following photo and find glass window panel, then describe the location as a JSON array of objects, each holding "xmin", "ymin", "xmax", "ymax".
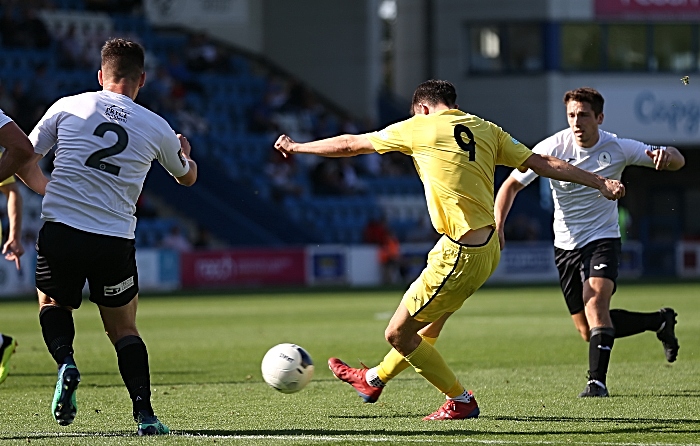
[
  {"xmin": 507, "ymin": 24, "xmax": 543, "ymax": 72},
  {"xmin": 468, "ymin": 25, "xmax": 503, "ymax": 72},
  {"xmin": 561, "ymin": 24, "xmax": 602, "ymax": 71},
  {"xmin": 652, "ymin": 24, "xmax": 694, "ymax": 72},
  {"xmin": 608, "ymin": 24, "xmax": 647, "ymax": 71}
]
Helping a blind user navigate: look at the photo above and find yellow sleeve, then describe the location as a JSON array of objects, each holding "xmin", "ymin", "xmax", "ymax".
[
  {"xmin": 0, "ymin": 175, "xmax": 15, "ymax": 186},
  {"xmin": 495, "ymin": 127, "xmax": 533, "ymax": 171},
  {"xmin": 364, "ymin": 118, "xmax": 413, "ymax": 155},
  {"xmin": 0, "ymin": 151, "xmax": 15, "ymax": 185}
]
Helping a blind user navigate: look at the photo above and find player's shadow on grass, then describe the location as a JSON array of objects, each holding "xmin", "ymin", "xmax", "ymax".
[
  {"xmin": 614, "ymin": 389, "xmax": 700, "ymax": 398},
  {"xmin": 10, "ymin": 370, "xmax": 187, "ymax": 378},
  {"xmin": 175, "ymin": 423, "xmax": 700, "ymax": 437},
  {"xmin": 488, "ymin": 415, "xmax": 700, "ymax": 425},
  {"xmin": 330, "ymin": 414, "xmax": 700, "ymax": 428}
]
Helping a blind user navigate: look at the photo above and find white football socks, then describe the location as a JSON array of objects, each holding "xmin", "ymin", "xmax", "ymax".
[
  {"xmin": 365, "ymin": 367, "xmax": 385, "ymax": 388},
  {"xmin": 448, "ymin": 389, "xmax": 472, "ymax": 403}
]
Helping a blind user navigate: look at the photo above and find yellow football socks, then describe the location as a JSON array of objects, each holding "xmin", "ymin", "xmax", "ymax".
[
  {"xmin": 376, "ymin": 335, "xmax": 437, "ymax": 383},
  {"xmin": 404, "ymin": 338, "xmax": 464, "ymax": 398}
]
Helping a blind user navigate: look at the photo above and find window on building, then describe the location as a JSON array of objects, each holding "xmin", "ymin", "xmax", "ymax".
[
  {"xmin": 466, "ymin": 24, "xmax": 543, "ymax": 73},
  {"xmin": 467, "ymin": 22, "xmax": 699, "ymax": 74},
  {"xmin": 652, "ymin": 24, "xmax": 695, "ymax": 72},
  {"xmin": 561, "ymin": 24, "xmax": 602, "ymax": 71},
  {"xmin": 507, "ymin": 24, "xmax": 543, "ymax": 72},
  {"xmin": 468, "ymin": 25, "xmax": 503, "ymax": 72},
  {"xmin": 608, "ymin": 24, "xmax": 647, "ymax": 71}
]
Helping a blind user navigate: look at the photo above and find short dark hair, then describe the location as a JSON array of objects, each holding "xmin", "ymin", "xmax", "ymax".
[
  {"xmin": 563, "ymin": 87, "xmax": 604, "ymax": 116},
  {"xmin": 101, "ymin": 38, "xmax": 145, "ymax": 82},
  {"xmin": 411, "ymin": 79, "xmax": 457, "ymax": 115}
]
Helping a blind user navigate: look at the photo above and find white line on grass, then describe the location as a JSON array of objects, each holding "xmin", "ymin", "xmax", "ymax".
[
  {"xmin": 25, "ymin": 432, "xmax": 699, "ymax": 446},
  {"xmin": 177, "ymin": 435, "xmax": 700, "ymax": 446}
]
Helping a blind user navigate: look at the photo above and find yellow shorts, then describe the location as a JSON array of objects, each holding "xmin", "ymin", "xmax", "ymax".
[{"xmin": 402, "ymin": 231, "xmax": 500, "ymax": 323}]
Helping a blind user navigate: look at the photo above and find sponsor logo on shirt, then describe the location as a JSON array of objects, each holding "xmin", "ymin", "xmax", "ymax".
[
  {"xmin": 105, "ymin": 104, "xmax": 129, "ymax": 123},
  {"xmin": 378, "ymin": 129, "xmax": 389, "ymax": 140},
  {"xmin": 597, "ymin": 151, "xmax": 612, "ymax": 167},
  {"xmin": 511, "ymin": 137, "xmax": 521, "ymax": 145}
]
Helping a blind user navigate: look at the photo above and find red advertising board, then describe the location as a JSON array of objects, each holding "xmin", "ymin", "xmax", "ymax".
[
  {"xmin": 596, "ymin": 0, "xmax": 700, "ymax": 17},
  {"xmin": 180, "ymin": 249, "xmax": 306, "ymax": 287}
]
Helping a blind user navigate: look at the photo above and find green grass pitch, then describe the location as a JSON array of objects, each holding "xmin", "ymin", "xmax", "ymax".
[{"xmin": 0, "ymin": 282, "xmax": 698, "ymax": 445}]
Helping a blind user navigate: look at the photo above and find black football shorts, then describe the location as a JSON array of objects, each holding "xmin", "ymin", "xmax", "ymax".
[
  {"xmin": 554, "ymin": 238, "xmax": 621, "ymax": 315},
  {"xmin": 36, "ymin": 221, "xmax": 139, "ymax": 309}
]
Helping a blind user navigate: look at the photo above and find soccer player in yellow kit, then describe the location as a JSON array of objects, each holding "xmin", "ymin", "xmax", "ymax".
[{"xmin": 274, "ymin": 80, "xmax": 625, "ymax": 420}]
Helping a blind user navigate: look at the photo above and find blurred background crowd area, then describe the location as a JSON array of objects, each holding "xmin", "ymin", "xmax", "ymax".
[
  {"xmin": 2, "ymin": 0, "xmax": 697, "ymax": 280},
  {"xmin": 0, "ymin": 0, "xmax": 446, "ymax": 258}
]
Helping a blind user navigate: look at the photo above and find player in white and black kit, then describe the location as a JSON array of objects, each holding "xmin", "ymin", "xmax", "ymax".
[
  {"xmin": 16, "ymin": 39, "xmax": 197, "ymax": 435},
  {"xmin": 494, "ymin": 87, "xmax": 684, "ymax": 398}
]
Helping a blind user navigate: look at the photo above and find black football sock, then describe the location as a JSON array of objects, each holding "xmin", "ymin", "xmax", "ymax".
[
  {"xmin": 610, "ymin": 309, "xmax": 663, "ymax": 338},
  {"xmin": 39, "ymin": 306, "xmax": 76, "ymax": 365},
  {"xmin": 115, "ymin": 335, "xmax": 154, "ymax": 419},
  {"xmin": 588, "ymin": 326, "xmax": 615, "ymax": 385}
]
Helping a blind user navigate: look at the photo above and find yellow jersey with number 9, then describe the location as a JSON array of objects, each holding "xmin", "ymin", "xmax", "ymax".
[{"xmin": 365, "ymin": 109, "xmax": 532, "ymax": 240}]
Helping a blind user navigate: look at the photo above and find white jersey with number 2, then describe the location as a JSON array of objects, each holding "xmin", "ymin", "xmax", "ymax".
[
  {"xmin": 29, "ymin": 90, "xmax": 189, "ymax": 239},
  {"xmin": 510, "ymin": 128, "xmax": 656, "ymax": 250}
]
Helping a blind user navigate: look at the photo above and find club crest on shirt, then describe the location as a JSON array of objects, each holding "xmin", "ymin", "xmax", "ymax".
[
  {"xmin": 597, "ymin": 151, "xmax": 611, "ymax": 167},
  {"xmin": 105, "ymin": 104, "xmax": 129, "ymax": 123}
]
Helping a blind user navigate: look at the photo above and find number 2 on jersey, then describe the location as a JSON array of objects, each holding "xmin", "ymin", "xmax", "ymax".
[
  {"xmin": 454, "ymin": 124, "xmax": 476, "ymax": 161},
  {"xmin": 85, "ymin": 122, "xmax": 128, "ymax": 175}
]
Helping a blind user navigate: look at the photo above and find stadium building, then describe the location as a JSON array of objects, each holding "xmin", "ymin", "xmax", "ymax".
[{"xmin": 0, "ymin": 0, "xmax": 698, "ymax": 295}]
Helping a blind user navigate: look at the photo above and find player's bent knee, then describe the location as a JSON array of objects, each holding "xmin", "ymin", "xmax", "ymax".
[{"xmin": 385, "ymin": 326, "xmax": 399, "ymax": 347}]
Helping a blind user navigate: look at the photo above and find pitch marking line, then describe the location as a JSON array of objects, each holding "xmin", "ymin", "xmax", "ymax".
[
  {"xmin": 180, "ymin": 435, "xmax": 698, "ymax": 446},
  {"xmin": 22, "ymin": 432, "xmax": 700, "ymax": 445},
  {"xmin": 186, "ymin": 436, "xmax": 700, "ymax": 446}
]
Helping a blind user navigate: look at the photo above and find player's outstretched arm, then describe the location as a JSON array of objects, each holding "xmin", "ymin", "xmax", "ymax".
[
  {"xmin": 175, "ymin": 134, "xmax": 197, "ymax": 186},
  {"xmin": 274, "ymin": 134, "xmax": 375, "ymax": 158},
  {"xmin": 0, "ymin": 182, "xmax": 24, "ymax": 270},
  {"xmin": 494, "ymin": 176, "xmax": 526, "ymax": 251},
  {"xmin": 645, "ymin": 146, "xmax": 685, "ymax": 171},
  {"xmin": 15, "ymin": 153, "xmax": 49, "ymax": 196},
  {"xmin": 522, "ymin": 154, "xmax": 625, "ymax": 200},
  {"xmin": 0, "ymin": 121, "xmax": 34, "ymax": 182}
]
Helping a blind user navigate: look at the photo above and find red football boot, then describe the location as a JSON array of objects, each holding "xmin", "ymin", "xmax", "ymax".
[
  {"xmin": 328, "ymin": 358, "xmax": 383, "ymax": 403},
  {"xmin": 423, "ymin": 391, "xmax": 480, "ymax": 420}
]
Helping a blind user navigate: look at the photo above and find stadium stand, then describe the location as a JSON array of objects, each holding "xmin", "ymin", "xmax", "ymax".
[{"xmin": 0, "ymin": 0, "xmax": 489, "ymax": 248}]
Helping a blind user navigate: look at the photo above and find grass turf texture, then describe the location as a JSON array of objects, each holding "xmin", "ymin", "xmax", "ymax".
[{"xmin": 0, "ymin": 283, "xmax": 698, "ymax": 445}]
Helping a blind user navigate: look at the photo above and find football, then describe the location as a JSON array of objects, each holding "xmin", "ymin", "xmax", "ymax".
[{"xmin": 261, "ymin": 343, "xmax": 315, "ymax": 393}]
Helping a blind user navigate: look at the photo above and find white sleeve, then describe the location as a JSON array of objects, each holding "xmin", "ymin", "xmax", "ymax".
[
  {"xmin": 619, "ymin": 138, "xmax": 656, "ymax": 168},
  {"xmin": 509, "ymin": 138, "xmax": 551, "ymax": 186},
  {"xmin": 28, "ymin": 100, "xmax": 63, "ymax": 156},
  {"xmin": 0, "ymin": 109, "xmax": 12, "ymax": 128},
  {"xmin": 156, "ymin": 130, "xmax": 189, "ymax": 178}
]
